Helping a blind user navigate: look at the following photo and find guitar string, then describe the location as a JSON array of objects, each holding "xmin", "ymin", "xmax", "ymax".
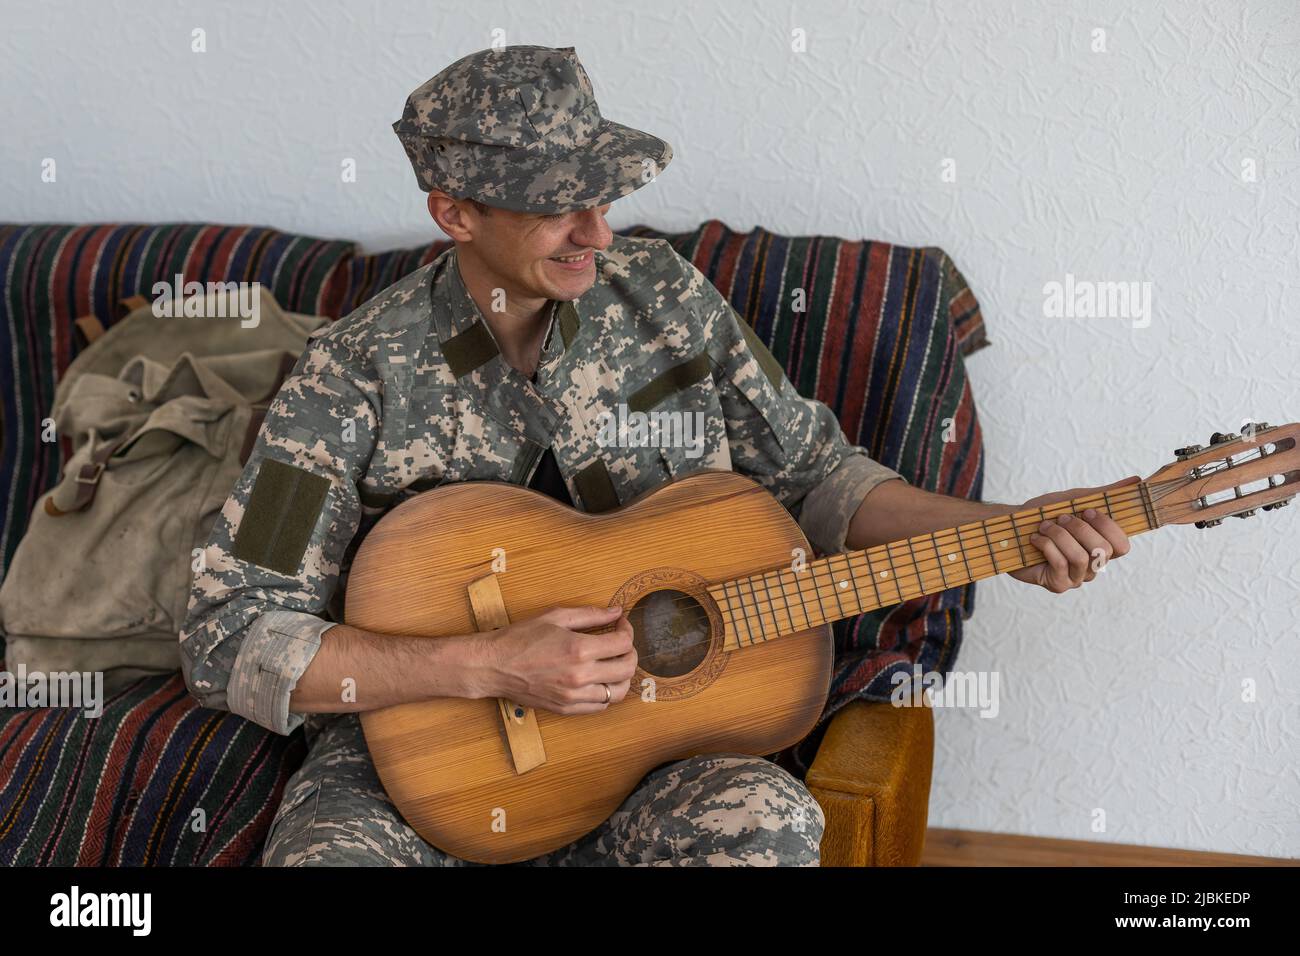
[
  {"xmin": 612, "ymin": 497, "xmax": 1161, "ymax": 656},
  {"xmin": 610, "ymin": 468, "xmax": 1284, "ymax": 654},
  {"xmin": 710, "ymin": 471, "xmax": 1263, "ymax": 633},
  {"xmin": 276, "ymin": 450, "xmax": 1286, "ymax": 654},
  {"xmin": 604, "ymin": 492, "xmax": 1163, "ymax": 652},
  {"xmin": 229, "ymin": 492, "xmax": 1170, "ymax": 651},
  {"xmin": 522, "ymin": 444, "xmax": 1282, "ymax": 694},
  {"xmin": 607, "ymin": 446, "xmax": 1289, "ymax": 624},
  {"xmin": 607, "ymin": 487, "xmax": 1162, "ymax": 622}
]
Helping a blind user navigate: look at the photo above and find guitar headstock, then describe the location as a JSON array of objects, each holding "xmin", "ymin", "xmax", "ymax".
[{"xmin": 1145, "ymin": 422, "xmax": 1300, "ymax": 528}]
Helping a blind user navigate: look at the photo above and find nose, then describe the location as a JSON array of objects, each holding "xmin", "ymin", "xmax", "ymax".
[{"xmin": 570, "ymin": 204, "xmax": 613, "ymax": 250}]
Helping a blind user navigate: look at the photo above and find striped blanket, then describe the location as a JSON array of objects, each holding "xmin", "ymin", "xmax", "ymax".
[{"xmin": 0, "ymin": 219, "xmax": 987, "ymax": 863}]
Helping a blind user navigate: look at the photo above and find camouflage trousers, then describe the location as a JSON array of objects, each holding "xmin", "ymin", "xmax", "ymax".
[{"xmin": 262, "ymin": 713, "xmax": 824, "ymax": 866}]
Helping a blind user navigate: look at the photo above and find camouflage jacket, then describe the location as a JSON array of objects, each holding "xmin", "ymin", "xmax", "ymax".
[{"xmin": 179, "ymin": 235, "xmax": 904, "ymax": 738}]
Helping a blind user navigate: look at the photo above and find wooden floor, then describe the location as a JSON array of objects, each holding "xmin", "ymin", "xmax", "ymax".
[{"xmin": 921, "ymin": 828, "xmax": 1300, "ymax": 866}]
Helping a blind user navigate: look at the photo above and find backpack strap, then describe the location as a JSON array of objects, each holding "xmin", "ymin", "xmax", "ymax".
[
  {"xmin": 44, "ymin": 349, "xmax": 301, "ymax": 516},
  {"xmin": 73, "ymin": 314, "xmax": 106, "ymax": 347},
  {"xmin": 43, "ymin": 436, "xmax": 128, "ymax": 516}
]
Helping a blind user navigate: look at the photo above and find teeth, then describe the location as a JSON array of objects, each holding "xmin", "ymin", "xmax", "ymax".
[{"xmin": 552, "ymin": 253, "xmax": 586, "ymax": 262}]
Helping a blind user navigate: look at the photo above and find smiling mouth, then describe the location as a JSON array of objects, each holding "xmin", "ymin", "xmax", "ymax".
[{"xmin": 549, "ymin": 251, "xmax": 591, "ymax": 263}]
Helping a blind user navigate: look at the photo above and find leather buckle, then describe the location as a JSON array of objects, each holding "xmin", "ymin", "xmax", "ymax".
[{"xmin": 75, "ymin": 461, "xmax": 105, "ymax": 484}]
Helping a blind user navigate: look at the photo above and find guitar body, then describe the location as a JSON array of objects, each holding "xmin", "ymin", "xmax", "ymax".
[{"xmin": 348, "ymin": 469, "xmax": 832, "ymax": 864}]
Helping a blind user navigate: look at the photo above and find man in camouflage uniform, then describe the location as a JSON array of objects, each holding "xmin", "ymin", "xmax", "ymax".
[{"xmin": 181, "ymin": 45, "xmax": 1132, "ymax": 867}]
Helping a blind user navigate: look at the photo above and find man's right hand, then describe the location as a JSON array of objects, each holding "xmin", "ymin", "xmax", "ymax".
[{"xmin": 472, "ymin": 605, "xmax": 638, "ymax": 715}]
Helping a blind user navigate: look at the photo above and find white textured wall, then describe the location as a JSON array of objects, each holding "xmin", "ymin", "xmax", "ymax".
[{"xmin": 4, "ymin": 0, "xmax": 1297, "ymax": 858}]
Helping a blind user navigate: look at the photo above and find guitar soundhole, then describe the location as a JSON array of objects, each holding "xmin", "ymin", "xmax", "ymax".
[{"xmin": 628, "ymin": 589, "xmax": 711, "ymax": 678}]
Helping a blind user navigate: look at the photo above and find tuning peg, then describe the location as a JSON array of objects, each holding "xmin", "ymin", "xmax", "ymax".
[
  {"xmin": 1194, "ymin": 518, "xmax": 1224, "ymax": 529},
  {"xmin": 1232, "ymin": 509, "xmax": 1257, "ymax": 519},
  {"xmin": 1209, "ymin": 432, "xmax": 1239, "ymax": 445},
  {"xmin": 1174, "ymin": 444, "xmax": 1205, "ymax": 460},
  {"xmin": 1262, "ymin": 498, "xmax": 1291, "ymax": 512}
]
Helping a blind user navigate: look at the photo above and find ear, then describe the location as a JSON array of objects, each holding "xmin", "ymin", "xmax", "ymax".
[{"xmin": 428, "ymin": 190, "xmax": 473, "ymax": 243}]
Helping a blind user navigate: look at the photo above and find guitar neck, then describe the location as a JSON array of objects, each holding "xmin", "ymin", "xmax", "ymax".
[{"xmin": 708, "ymin": 483, "xmax": 1159, "ymax": 650}]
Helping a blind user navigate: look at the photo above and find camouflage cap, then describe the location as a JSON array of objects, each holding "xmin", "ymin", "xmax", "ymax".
[{"xmin": 392, "ymin": 45, "xmax": 673, "ymax": 214}]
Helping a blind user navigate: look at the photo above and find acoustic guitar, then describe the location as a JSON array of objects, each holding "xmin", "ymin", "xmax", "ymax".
[{"xmin": 346, "ymin": 423, "xmax": 1298, "ymax": 863}]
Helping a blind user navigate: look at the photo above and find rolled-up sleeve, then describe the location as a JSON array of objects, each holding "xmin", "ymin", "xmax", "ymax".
[
  {"xmin": 672, "ymin": 249, "xmax": 906, "ymax": 555},
  {"xmin": 797, "ymin": 453, "xmax": 903, "ymax": 555},
  {"xmin": 226, "ymin": 610, "xmax": 338, "ymax": 736},
  {"xmin": 179, "ymin": 338, "xmax": 380, "ymax": 735}
]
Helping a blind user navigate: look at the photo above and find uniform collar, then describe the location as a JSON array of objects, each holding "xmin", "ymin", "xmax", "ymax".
[
  {"xmin": 431, "ymin": 246, "xmax": 589, "ymax": 447},
  {"xmin": 434, "ymin": 246, "xmax": 583, "ymax": 378}
]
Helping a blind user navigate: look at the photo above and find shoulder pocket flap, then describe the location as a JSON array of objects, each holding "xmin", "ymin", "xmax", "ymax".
[{"xmin": 627, "ymin": 351, "xmax": 711, "ymax": 414}]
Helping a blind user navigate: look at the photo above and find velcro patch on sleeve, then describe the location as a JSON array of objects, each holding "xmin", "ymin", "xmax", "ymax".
[
  {"xmin": 627, "ymin": 351, "xmax": 710, "ymax": 413},
  {"xmin": 233, "ymin": 458, "xmax": 330, "ymax": 575}
]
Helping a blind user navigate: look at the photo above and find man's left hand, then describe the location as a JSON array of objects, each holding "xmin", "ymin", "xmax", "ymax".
[{"xmin": 1007, "ymin": 477, "xmax": 1137, "ymax": 593}]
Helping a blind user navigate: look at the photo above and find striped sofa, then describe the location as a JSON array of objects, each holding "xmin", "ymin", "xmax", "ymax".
[{"xmin": 0, "ymin": 220, "xmax": 988, "ymax": 865}]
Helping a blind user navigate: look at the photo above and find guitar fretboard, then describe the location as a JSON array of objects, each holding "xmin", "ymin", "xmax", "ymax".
[{"xmin": 708, "ymin": 484, "xmax": 1157, "ymax": 650}]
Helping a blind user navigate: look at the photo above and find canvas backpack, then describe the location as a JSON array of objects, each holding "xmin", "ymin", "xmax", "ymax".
[{"xmin": 0, "ymin": 286, "xmax": 325, "ymax": 684}]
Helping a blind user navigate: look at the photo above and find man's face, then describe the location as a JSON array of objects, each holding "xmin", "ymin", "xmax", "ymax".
[{"xmin": 460, "ymin": 201, "xmax": 614, "ymax": 303}]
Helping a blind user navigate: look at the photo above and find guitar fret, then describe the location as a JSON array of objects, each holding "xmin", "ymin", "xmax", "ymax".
[
  {"xmin": 729, "ymin": 579, "xmax": 755, "ymax": 646},
  {"xmin": 810, "ymin": 558, "xmax": 833, "ymax": 619},
  {"xmin": 774, "ymin": 568, "xmax": 796, "ymax": 632},
  {"xmin": 764, "ymin": 569, "xmax": 778, "ymax": 631},
  {"xmin": 768, "ymin": 567, "xmax": 794, "ymax": 633},
  {"xmin": 831, "ymin": 553, "xmax": 859, "ymax": 616},
  {"xmin": 753, "ymin": 573, "xmax": 773, "ymax": 640},
  {"xmin": 882, "ymin": 542, "xmax": 904, "ymax": 603},
  {"xmin": 722, "ymin": 580, "xmax": 743, "ymax": 647},
  {"xmin": 721, "ymin": 581, "xmax": 736, "ymax": 646},
  {"xmin": 930, "ymin": 532, "xmax": 951, "ymax": 589},
  {"xmin": 741, "ymin": 574, "xmax": 766, "ymax": 643},
  {"xmin": 817, "ymin": 557, "xmax": 847, "ymax": 620},
  {"xmin": 861, "ymin": 549, "xmax": 885, "ymax": 610},
  {"xmin": 904, "ymin": 537, "xmax": 926, "ymax": 596},
  {"xmin": 716, "ymin": 591, "xmax": 736, "ymax": 646},
  {"xmin": 980, "ymin": 517, "xmax": 1000, "ymax": 575},
  {"xmin": 717, "ymin": 600, "xmax": 738, "ymax": 647},
  {"xmin": 954, "ymin": 525, "xmax": 975, "ymax": 584},
  {"xmin": 807, "ymin": 559, "xmax": 830, "ymax": 626},
  {"xmin": 756, "ymin": 569, "xmax": 778, "ymax": 633},
  {"xmin": 1033, "ymin": 506, "xmax": 1050, "ymax": 562},
  {"xmin": 1014, "ymin": 512, "xmax": 1029, "ymax": 567},
  {"xmin": 1104, "ymin": 489, "xmax": 1133, "ymax": 530},
  {"xmin": 709, "ymin": 479, "xmax": 1165, "ymax": 655},
  {"xmin": 1138, "ymin": 481, "xmax": 1158, "ymax": 529},
  {"xmin": 793, "ymin": 561, "xmax": 812, "ymax": 629}
]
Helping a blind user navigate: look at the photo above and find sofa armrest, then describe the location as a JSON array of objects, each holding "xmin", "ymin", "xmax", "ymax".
[{"xmin": 806, "ymin": 699, "xmax": 934, "ymax": 866}]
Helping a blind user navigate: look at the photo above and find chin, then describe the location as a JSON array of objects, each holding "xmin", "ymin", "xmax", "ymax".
[
  {"xmin": 554, "ymin": 281, "xmax": 595, "ymax": 302},
  {"xmin": 538, "ymin": 269, "xmax": 596, "ymax": 301}
]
